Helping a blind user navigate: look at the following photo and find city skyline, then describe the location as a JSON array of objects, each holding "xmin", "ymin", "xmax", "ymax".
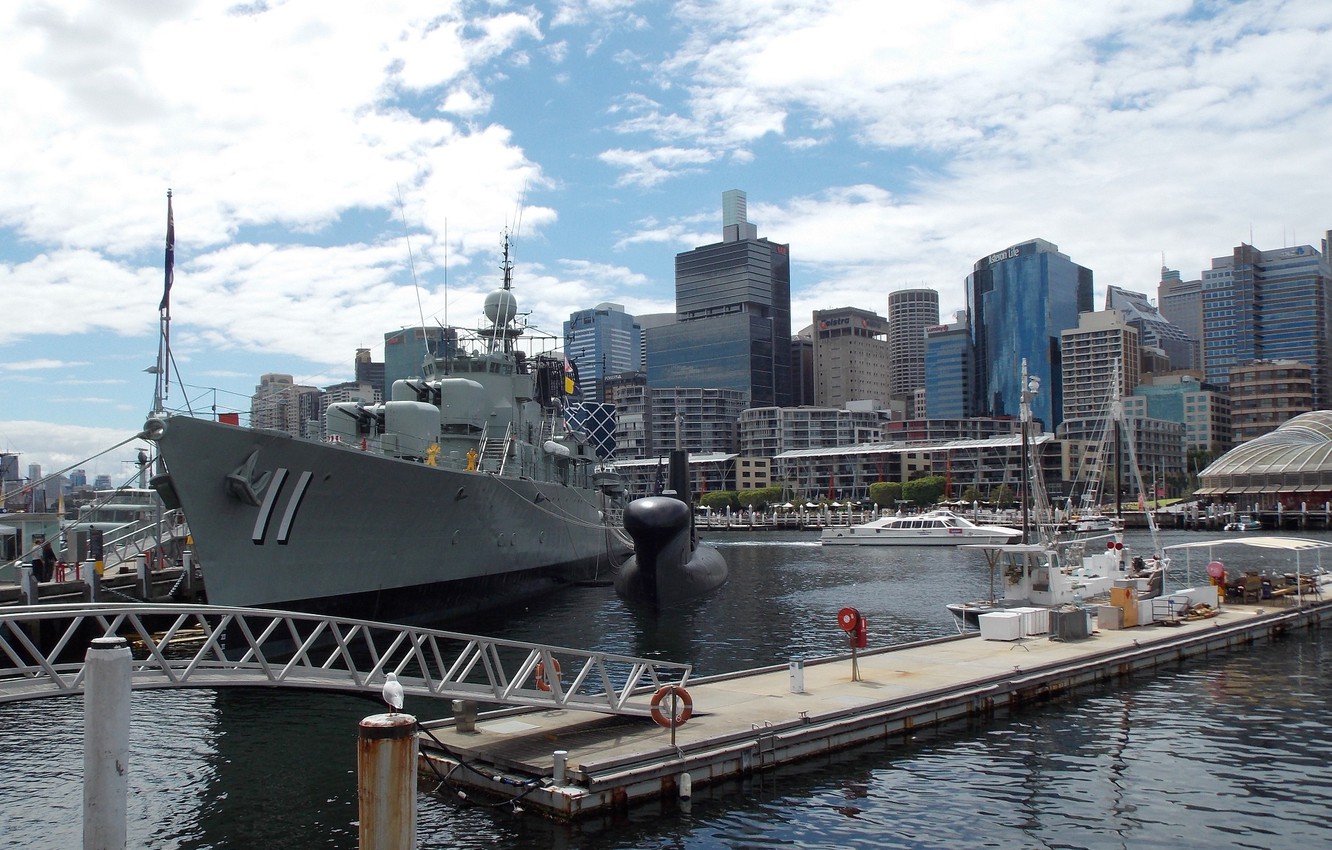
[{"xmin": 3, "ymin": 1, "xmax": 1331, "ymax": 476}]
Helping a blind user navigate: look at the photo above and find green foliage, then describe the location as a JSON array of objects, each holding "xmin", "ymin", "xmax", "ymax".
[
  {"xmin": 737, "ymin": 486, "xmax": 783, "ymax": 511},
  {"xmin": 902, "ymin": 475, "xmax": 946, "ymax": 507},
  {"xmin": 699, "ymin": 491, "xmax": 740, "ymax": 511},
  {"xmin": 868, "ymin": 481, "xmax": 902, "ymax": 507},
  {"xmin": 960, "ymin": 485, "xmax": 983, "ymax": 504},
  {"xmin": 990, "ymin": 483, "xmax": 1015, "ymax": 507}
]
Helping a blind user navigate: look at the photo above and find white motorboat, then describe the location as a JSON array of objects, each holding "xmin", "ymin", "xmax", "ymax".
[
  {"xmin": 1069, "ymin": 513, "xmax": 1124, "ymax": 534},
  {"xmin": 820, "ymin": 509, "xmax": 1021, "ymax": 546},
  {"xmin": 1223, "ymin": 514, "xmax": 1262, "ymax": 532}
]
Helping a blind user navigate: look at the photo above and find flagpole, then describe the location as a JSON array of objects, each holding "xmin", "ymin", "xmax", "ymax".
[{"xmin": 154, "ymin": 189, "xmax": 174, "ymax": 415}]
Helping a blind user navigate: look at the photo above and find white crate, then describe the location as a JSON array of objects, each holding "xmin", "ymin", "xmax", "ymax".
[{"xmin": 978, "ymin": 611, "xmax": 1022, "ymax": 641}]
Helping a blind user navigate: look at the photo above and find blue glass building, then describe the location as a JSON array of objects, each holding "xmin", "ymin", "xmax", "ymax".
[
  {"xmin": 562, "ymin": 303, "xmax": 642, "ymax": 404},
  {"xmin": 966, "ymin": 239, "xmax": 1093, "ymax": 431},
  {"xmin": 1203, "ymin": 235, "xmax": 1332, "ymax": 407},
  {"xmin": 923, "ymin": 312, "xmax": 972, "ymax": 420}
]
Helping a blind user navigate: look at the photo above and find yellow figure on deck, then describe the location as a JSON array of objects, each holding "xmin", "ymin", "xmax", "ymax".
[
  {"xmin": 466, "ymin": 447, "xmax": 478, "ymax": 471},
  {"xmin": 426, "ymin": 443, "xmax": 440, "ymax": 467}
]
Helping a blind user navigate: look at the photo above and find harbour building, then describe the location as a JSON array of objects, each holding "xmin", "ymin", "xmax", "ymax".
[
  {"xmin": 1201, "ymin": 234, "xmax": 1332, "ymax": 406},
  {"xmin": 563, "ymin": 303, "xmax": 642, "ymax": 404},
  {"xmin": 966, "ymin": 239, "xmax": 1093, "ymax": 432},
  {"xmin": 738, "ymin": 405, "xmax": 888, "ymax": 458},
  {"xmin": 887, "ymin": 288, "xmax": 939, "ymax": 416},
  {"xmin": 1196, "ymin": 410, "xmax": 1332, "ymax": 506},
  {"xmin": 250, "ymin": 373, "xmax": 321, "ymax": 439},
  {"xmin": 812, "ymin": 307, "xmax": 890, "ymax": 408},
  {"xmin": 384, "ymin": 326, "xmax": 455, "ymax": 387},
  {"xmin": 1124, "ymin": 374, "xmax": 1232, "ymax": 454},
  {"xmin": 647, "ymin": 190, "xmax": 793, "ymax": 408}
]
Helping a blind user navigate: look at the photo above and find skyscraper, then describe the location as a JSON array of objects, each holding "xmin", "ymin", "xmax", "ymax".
[
  {"xmin": 812, "ymin": 306, "xmax": 889, "ymax": 408},
  {"xmin": 966, "ymin": 238, "xmax": 1093, "ymax": 431},
  {"xmin": 648, "ymin": 190, "xmax": 792, "ymax": 407},
  {"xmin": 887, "ymin": 289, "xmax": 939, "ymax": 411},
  {"xmin": 1202, "ymin": 234, "xmax": 1332, "ymax": 406},
  {"xmin": 1104, "ymin": 285, "xmax": 1196, "ymax": 373},
  {"xmin": 1157, "ymin": 267, "xmax": 1203, "ymax": 369},
  {"xmin": 563, "ymin": 303, "xmax": 642, "ymax": 404},
  {"xmin": 924, "ymin": 311, "xmax": 972, "ymax": 420}
]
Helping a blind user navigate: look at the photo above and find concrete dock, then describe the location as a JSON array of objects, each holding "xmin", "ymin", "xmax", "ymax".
[{"xmin": 416, "ymin": 596, "xmax": 1332, "ymax": 819}]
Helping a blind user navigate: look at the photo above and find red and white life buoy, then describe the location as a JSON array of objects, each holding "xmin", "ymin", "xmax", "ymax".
[
  {"xmin": 534, "ymin": 659, "xmax": 561, "ymax": 692},
  {"xmin": 649, "ymin": 684, "xmax": 693, "ymax": 728}
]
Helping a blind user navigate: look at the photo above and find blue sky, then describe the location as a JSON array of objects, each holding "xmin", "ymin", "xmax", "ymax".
[{"xmin": 3, "ymin": 0, "xmax": 1331, "ymax": 481}]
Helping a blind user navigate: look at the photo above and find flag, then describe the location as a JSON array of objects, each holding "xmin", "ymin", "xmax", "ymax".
[
  {"xmin": 563, "ymin": 355, "xmax": 581, "ymax": 397},
  {"xmin": 159, "ymin": 190, "xmax": 174, "ymax": 311}
]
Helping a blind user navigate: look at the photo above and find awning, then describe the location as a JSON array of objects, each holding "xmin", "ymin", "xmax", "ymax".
[{"xmin": 1194, "ymin": 488, "xmax": 1219, "ymax": 495}]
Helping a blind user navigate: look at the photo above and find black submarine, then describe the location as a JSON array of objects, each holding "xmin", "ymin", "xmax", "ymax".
[{"xmin": 614, "ymin": 449, "xmax": 729, "ymax": 608}]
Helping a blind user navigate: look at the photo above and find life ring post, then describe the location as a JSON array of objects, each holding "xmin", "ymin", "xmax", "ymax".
[{"xmin": 649, "ymin": 684, "xmax": 693, "ymax": 742}]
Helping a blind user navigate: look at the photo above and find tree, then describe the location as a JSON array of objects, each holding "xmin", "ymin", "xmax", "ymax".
[
  {"xmin": 699, "ymin": 491, "xmax": 739, "ymax": 511},
  {"xmin": 737, "ymin": 486, "xmax": 783, "ymax": 511},
  {"xmin": 960, "ymin": 485, "xmax": 983, "ymax": 504},
  {"xmin": 903, "ymin": 475, "xmax": 946, "ymax": 507},
  {"xmin": 868, "ymin": 481, "xmax": 902, "ymax": 508},
  {"xmin": 991, "ymin": 483, "xmax": 1015, "ymax": 508}
]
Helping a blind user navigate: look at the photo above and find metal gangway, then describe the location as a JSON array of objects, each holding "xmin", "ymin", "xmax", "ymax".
[{"xmin": 0, "ymin": 603, "xmax": 691, "ymax": 716}]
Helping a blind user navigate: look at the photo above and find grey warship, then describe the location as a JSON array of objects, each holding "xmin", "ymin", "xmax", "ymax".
[{"xmin": 145, "ymin": 238, "xmax": 630, "ymax": 623}]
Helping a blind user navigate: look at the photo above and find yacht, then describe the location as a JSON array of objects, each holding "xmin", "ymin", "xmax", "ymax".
[{"xmin": 820, "ymin": 509, "xmax": 1022, "ymax": 547}]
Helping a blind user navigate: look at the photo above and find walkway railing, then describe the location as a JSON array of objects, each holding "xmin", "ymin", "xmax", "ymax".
[{"xmin": 0, "ymin": 603, "xmax": 691, "ymax": 715}]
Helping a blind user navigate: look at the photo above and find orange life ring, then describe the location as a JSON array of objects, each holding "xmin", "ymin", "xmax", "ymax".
[
  {"xmin": 649, "ymin": 684, "xmax": 693, "ymax": 728},
  {"xmin": 535, "ymin": 659, "xmax": 561, "ymax": 692}
]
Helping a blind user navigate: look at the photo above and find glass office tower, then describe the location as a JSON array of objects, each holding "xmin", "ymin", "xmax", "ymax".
[
  {"xmin": 649, "ymin": 191, "xmax": 792, "ymax": 407},
  {"xmin": 966, "ymin": 238, "xmax": 1093, "ymax": 431}
]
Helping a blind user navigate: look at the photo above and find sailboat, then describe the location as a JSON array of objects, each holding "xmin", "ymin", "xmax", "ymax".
[{"xmin": 947, "ymin": 359, "xmax": 1167, "ymax": 629}]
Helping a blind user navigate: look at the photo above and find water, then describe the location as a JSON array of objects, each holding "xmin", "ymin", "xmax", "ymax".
[{"xmin": 3, "ymin": 528, "xmax": 1332, "ymax": 848}]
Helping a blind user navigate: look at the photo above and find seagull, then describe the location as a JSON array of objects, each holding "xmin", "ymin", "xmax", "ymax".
[{"xmin": 382, "ymin": 672, "xmax": 404, "ymax": 713}]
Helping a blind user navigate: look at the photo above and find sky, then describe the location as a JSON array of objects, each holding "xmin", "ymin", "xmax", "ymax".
[{"xmin": 2, "ymin": 0, "xmax": 1331, "ymax": 483}]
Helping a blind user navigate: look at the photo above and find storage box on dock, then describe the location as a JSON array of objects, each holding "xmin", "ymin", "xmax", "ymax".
[
  {"xmin": 1096, "ymin": 604, "xmax": 1123, "ymax": 630},
  {"xmin": 978, "ymin": 611, "xmax": 1021, "ymax": 641},
  {"xmin": 1050, "ymin": 607, "xmax": 1091, "ymax": 641}
]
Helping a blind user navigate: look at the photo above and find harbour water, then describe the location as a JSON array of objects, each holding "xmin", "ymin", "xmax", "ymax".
[{"xmin": 3, "ymin": 527, "xmax": 1332, "ymax": 848}]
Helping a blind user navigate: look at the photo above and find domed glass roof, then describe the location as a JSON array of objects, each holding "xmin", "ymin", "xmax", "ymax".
[{"xmin": 1198, "ymin": 411, "xmax": 1332, "ymax": 496}]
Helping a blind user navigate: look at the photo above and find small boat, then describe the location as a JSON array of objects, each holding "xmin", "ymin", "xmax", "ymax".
[
  {"xmin": 946, "ymin": 538, "xmax": 1167, "ymax": 629},
  {"xmin": 1068, "ymin": 513, "xmax": 1124, "ymax": 534},
  {"xmin": 820, "ymin": 509, "xmax": 1021, "ymax": 546},
  {"xmin": 1223, "ymin": 514, "xmax": 1262, "ymax": 532}
]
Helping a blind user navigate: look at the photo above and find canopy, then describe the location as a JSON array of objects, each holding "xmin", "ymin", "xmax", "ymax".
[{"xmin": 1163, "ymin": 537, "xmax": 1332, "ymax": 553}]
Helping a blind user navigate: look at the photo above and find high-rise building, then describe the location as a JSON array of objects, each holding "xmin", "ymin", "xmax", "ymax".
[
  {"xmin": 1157, "ymin": 267, "xmax": 1203, "ymax": 368},
  {"xmin": 250, "ymin": 373, "xmax": 321, "ymax": 438},
  {"xmin": 1104, "ymin": 285, "xmax": 1197, "ymax": 373},
  {"xmin": 563, "ymin": 303, "xmax": 642, "ymax": 404},
  {"xmin": 812, "ymin": 307, "xmax": 890, "ymax": 408},
  {"xmin": 648, "ymin": 190, "xmax": 792, "ymax": 408},
  {"xmin": 790, "ymin": 327, "xmax": 816, "ymax": 407},
  {"xmin": 354, "ymin": 348, "xmax": 386, "ymax": 400},
  {"xmin": 1202, "ymin": 234, "xmax": 1332, "ymax": 405},
  {"xmin": 1124, "ymin": 374, "xmax": 1231, "ymax": 453},
  {"xmin": 1058, "ymin": 310, "xmax": 1141, "ymax": 428},
  {"xmin": 924, "ymin": 311, "xmax": 972, "ymax": 420},
  {"xmin": 887, "ymin": 288, "xmax": 939, "ymax": 412},
  {"xmin": 1228, "ymin": 360, "xmax": 1315, "ymax": 442},
  {"xmin": 966, "ymin": 238, "xmax": 1093, "ymax": 431},
  {"xmin": 383, "ymin": 326, "xmax": 455, "ymax": 388}
]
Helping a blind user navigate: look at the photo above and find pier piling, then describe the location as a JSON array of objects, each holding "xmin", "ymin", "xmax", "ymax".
[
  {"xmin": 83, "ymin": 636, "xmax": 130, "ymax": 850},
  {"xmin": 357, "ymin": 713, "xmax": 417, "ymax": 850}
]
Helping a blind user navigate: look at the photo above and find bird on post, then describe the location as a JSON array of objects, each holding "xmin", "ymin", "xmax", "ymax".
[{"xmin": 382, "ymin": 672, "xmax": 404, "ymax": 713}]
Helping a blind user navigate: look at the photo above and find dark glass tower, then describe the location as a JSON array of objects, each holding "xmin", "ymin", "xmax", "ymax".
[
  {"xmin": 648, "ymin": 190, "xmax": 792, "ymax": 407},
  {"xmin": 966, "ymin": 238, "xmax": 1093, "ymax": 431}
]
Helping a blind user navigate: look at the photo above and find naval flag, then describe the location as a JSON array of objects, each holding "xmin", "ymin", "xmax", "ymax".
[
  {"xmin": 159, "ymin": 189, "xmax": 174, "ymax": 311},
  {"xmin": 563, "ymin": 355, "xmax": 581, "ymax": 397}
]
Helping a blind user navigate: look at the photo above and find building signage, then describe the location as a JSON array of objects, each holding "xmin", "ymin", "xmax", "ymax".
[{"xmin": 988, "ymin": 245, "xmax": 1021, "ymax": 265}]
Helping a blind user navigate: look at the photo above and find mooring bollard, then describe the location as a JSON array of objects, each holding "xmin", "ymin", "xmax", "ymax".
[
  {"xmin": 451, "ymin": 699, "xmax": 477, "ymax": 733},
  {"xmin": 358, "ymin": 712, "xmax": 417, "ymax": 850},
  {"xmin": 552, "ymin": 749, "xmax": 568, "ymax": 785},
  {"xmin": 84, "ymin": 636, "xmax": 131, "ymax": 850},
  {"xmin": 19, "ymin": 564, "xmax": 38, "ymax": 605},
  {"xmin": 788, "ymin": 656, "xmax": 805, "ymax": 694}
]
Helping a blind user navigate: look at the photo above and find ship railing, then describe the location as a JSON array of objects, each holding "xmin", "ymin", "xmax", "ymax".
[
  {"xmin": 0, "ymin": 603, "xmax": 693, "ymax": 716},
  {"xmin": 99, "ymin": 510, "xmax": 186, "ymax": 572}
]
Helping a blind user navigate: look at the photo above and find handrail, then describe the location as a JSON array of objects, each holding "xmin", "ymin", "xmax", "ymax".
[{"xmin": 0, "ymin": 603, "xmax": 691, "ymax": 714}]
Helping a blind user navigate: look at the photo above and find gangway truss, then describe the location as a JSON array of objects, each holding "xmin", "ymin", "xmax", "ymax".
[{"xmin": 0, "ymin": 603, "xmax": 691, "ymax": 716}]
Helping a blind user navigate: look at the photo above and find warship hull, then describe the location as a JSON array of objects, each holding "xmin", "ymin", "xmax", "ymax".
[{"xmin": 151, "ymin": 416, "xmax": 627, "ymax": 623}]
